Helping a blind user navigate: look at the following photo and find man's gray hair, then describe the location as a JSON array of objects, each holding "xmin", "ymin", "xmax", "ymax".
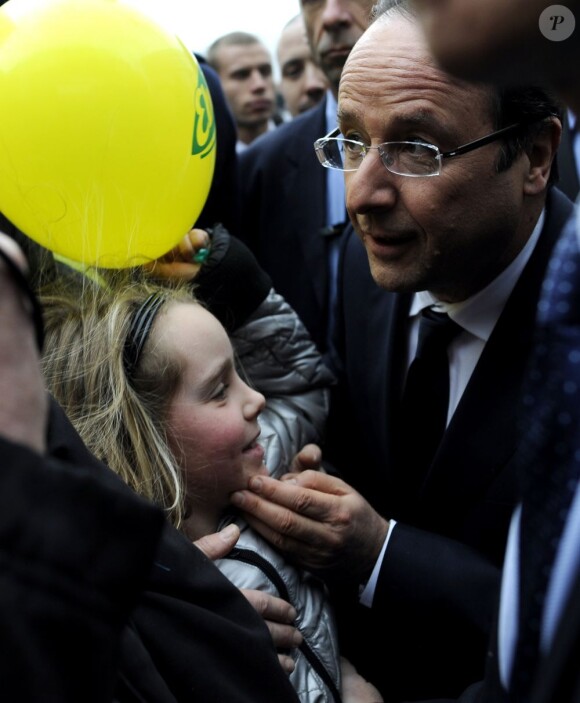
[
  {"xmin": 368, "ymin": 0, "xmax": 563, "ymax": 184},
  {"xmin": 371, "ymin": 0, "xmax": 416, "ymax": 22}
]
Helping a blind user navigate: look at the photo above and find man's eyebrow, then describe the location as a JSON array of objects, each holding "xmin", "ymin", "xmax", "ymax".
[
  {"xmin": 338, "ymin": 106, "xmax": 435, "ymax": 126},
  {"xmin": 336, "ymin": 107, "xmax": 357, "ymax": 125},
  {"xmin": 390, "ymin": 111, "xmax": 439, "ymax": 128},
  {"xmin": 388, "ymin": 112, "xmax": 457, "ymax": 143},
  {"xmin": 337, "ymin": 108, "xmax": 455, "ymax": 141}
]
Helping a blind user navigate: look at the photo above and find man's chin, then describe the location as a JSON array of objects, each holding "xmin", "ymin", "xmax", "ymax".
[{"xmin": 320, "ymin": 63, "xmax": 343, "ymax": 91}]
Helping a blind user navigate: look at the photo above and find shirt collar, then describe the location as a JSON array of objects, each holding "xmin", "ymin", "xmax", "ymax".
[
  {"xmin": 325, "ymin": 90, "xmax": 337, "ymax": 132},
  {"xmin": 410, "ymin": 209, "xmax": 546, "ymax": 342}
]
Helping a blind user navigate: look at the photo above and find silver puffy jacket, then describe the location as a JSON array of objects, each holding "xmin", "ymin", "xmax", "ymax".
[{"xmin": 216, "ymin": 289, "xmax": 343, "ymax": 703}]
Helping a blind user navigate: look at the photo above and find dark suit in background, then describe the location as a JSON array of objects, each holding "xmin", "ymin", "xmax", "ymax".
[
  {"xmin": 557, "ymin": 113, "xmax": 580, "ymax": 202},
  {"xmin": 530, "ymin": 571, "xmax": 580, "ymax": 703},
  {"xmin": 239, "ymin": 98, "xmax": 340, "ymax": 352},
  {"xmin": 324, "ymin": 187, "xmax": 574, "ymax": 702}
]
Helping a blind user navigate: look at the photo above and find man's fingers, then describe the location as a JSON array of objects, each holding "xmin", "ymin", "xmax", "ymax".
[
  {"xmin": 263, "ymin": 620, "xmax": 303, "ymax": 651},
  {"xmin": 240, "ymin": 588, "xmax": 297, "ymax": 625},
  {"xmin": 278, "ymin": 653, "xmax": 297, "ymax": 675},
  {"xmin": 193, "ymin": 524, "xmax": 240, "ymax": 559},
  {"xmin": 289, "ymin": 443, "xmax": 322, "ymax": 473},
  {"xmin": 240, "ymin": 588, "xmax": 302, "ymax": 674},
  {"xmin": 230, "ymin": 474, "xmax": 339, "ymax": 549},
  {"xmin": 231, "ymin": 471, "xmax": 347, "ymax": 522}
]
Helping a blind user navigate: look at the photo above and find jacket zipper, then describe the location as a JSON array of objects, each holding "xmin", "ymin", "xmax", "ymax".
[{"xmin": 227, "ymin": 547, "xmax": 343, "ymax": 703}]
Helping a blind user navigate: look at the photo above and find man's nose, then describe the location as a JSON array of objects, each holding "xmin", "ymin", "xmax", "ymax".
[
  {"xmin": 321, "ymin": 0, "xmax": 353, "ymax": 30},
  {"xmin": 250, "ymin": 69, "xmax": 268, "ymax": 91},
  {"xmin": 346, "ymin": 148, "xmax": 398, "ymax": 215}
]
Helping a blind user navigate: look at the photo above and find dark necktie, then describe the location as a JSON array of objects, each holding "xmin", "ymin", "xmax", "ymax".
[
  {"xmin": 510, "ymin": 213, "xmax": 580, "ymax": 700},
  {"xmin": 397, "ymin": 308, "xmax": 462, "ymax": 495}
]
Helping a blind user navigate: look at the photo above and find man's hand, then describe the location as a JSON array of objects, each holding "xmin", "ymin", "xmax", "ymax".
[
  {"xmin": 193, "ymin": 523, "xmax": 240, "ymax": 560},
  {"xmin": 194, "ymin": 524, "xmax": 302, "ymax": 674},
  {"xmin": 289, "ymin": 443, "xmax": 322, "ymax": 473},
  {"xmin": 240, "ymin": 588, "xmax": 303, "ymax": 674},
  {"xmin": 231, "ymin": 470, "xmax": 389, "ymax": 582}
]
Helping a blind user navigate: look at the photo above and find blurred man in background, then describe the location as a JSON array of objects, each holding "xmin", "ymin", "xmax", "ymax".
[
  {"xmin": 239, "ymin": 0, "xmax": 375, "ymax": 353},
  {"xmin": 277, "ymin": 14, "xmax": 329, "ymax": 118},
  {"xmin": 207, "ymin": 32, "xmax": 277, "ymax": 152}
]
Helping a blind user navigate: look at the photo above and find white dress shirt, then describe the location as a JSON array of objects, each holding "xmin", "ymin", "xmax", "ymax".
[
  {"xmin": 324, "ymin": 90, "xmax": 347, "ymax": 346},
  {"xmin": 325, "ymin": 91, "xmax": 346, "ymax": 229},
  {"xmin": 360, "ymin": 210, "xmax": 546, "ymax": 607}
]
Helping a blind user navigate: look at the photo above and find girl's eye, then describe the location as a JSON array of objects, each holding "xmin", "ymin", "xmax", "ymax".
[{"xmin": 211, "ymin": 383, "xmax": 229, "ymax": 401}]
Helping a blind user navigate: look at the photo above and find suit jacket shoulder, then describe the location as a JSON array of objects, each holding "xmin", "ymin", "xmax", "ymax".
[
  {"xmin": 240, "ymin": 99, "xmax": 328, "ymax": 174},
  {"xmin": 238, "ymin": 99, "xmax": 333, "ymax": 351}
]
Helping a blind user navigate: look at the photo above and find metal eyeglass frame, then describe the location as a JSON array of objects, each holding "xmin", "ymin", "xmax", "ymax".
[{"xmin": 313, "ymin": 122, "xmax": 526, "ymax": 177}]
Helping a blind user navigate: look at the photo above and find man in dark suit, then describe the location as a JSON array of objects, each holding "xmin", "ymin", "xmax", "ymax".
[
  {"xmin": 410, "ymin": 0, "xmax": 580, "ymax": 701},
  {"xmin": 230, "ymin": 4, "xmax": 572, "ymax": 701},
  {"xmin": 239, "ymin": 0, "xmax": 375, "ymax": 351}
]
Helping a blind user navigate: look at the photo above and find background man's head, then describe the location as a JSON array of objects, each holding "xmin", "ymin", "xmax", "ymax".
[
  {"xmin": 410, "ymin": 0, "xmax": 580, "ymax": 106},
  {"xmin": 277, "ymin": 15, "xmax": 329, "ymax": 117},
  {"xmin": 299, "ymin": 0, "xmax": 375, "ymax": 95},
  {"xmin": 336, "ymin": 0, "xmax": 561, "ymax": 302},
  {"xmin": 207, "ymin": 32, "xmax": 275, "ymax": 145}
]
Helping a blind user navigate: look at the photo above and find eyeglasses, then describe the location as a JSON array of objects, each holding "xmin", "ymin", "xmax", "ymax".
[{"xmin": 313, "ymin": 123, "xmax": 525, "ymax": 177}]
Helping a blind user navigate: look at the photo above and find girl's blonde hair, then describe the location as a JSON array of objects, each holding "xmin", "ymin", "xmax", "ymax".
[{"xmin": 41, "ymin": 275, "xmax": 197, "ymax": 528}]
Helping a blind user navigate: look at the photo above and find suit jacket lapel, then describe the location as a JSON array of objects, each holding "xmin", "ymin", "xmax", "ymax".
[
  {"xmin": 383, "ymin": 294, "xmax": 413, "ymax": 472},
  {"xmin": 417, "ymin": 188, "xmax": 573, "ymax": 510},
  {"xmin": 282, "ymin": 100, "xmax": 331, "ymax": 312}
]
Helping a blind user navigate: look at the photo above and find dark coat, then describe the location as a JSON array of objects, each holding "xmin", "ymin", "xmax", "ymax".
[
  {"xmin": 239, "ymin": 98, "xmax": 339, "ymax": 352},
  {"xmin": 325, "ymin": 187, "xmax": 574, "ymax": 701}
]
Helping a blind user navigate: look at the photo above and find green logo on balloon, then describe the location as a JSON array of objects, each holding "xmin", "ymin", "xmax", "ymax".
[{"xmin": 192, "ymin": 70, "xmax": 216, "ymax": 159}]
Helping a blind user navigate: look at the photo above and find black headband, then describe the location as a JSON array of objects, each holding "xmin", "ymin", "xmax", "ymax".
[{"xmin": 123, "ymin": 292, "xmax": 165, "ymax": 379}]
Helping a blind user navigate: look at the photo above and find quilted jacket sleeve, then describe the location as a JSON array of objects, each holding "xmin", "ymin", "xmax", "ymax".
[{"xmin": 230, "ymin": 289, "xmax": 336, "ymax": 478}]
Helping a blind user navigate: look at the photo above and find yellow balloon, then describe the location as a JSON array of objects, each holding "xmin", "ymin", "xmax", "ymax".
[{"xmin": 0, "ymin": 0, "xmax": 216, "ymax": 268}]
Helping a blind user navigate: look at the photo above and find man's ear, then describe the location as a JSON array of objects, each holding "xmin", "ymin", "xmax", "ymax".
[{"xmin": 523, "ymin": 116, "xmax": 562, "ymax": 195}]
